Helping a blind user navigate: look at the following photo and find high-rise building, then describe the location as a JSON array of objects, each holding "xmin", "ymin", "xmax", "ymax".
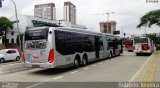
[
  {"xmin": 64, "ymin": 1, "xmax": 76, "ymax": 24},
  {"xmin": 99, "ymin": 21, "xmax": 116, "ymax": 34},
  {"xmin": 34, "ymin": 3, "xmax": 56, "ymax": 20}
]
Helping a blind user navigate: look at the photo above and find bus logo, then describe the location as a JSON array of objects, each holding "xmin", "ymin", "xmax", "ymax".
[{"xmin": 32, "ymin": 54, "xmax": 39, "ymax": 60}]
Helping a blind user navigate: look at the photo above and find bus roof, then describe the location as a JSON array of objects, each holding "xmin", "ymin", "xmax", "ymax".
[
  {"xmin": 55, "ymin": 27, "xmax": 102, "ymax": 36},
  {"xmin": 26, "ymin": 26, "xmax": 122, "ymax": 38}
]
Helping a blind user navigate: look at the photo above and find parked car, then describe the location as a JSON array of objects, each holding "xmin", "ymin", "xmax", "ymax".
[{"xmin": 0, "ymin": 49, "xmax": 21, "ymax": 63}]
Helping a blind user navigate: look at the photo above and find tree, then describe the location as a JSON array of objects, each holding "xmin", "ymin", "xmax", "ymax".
[
  {"xmin": 146, "ymin": 34, "xmax": 157, "ymax": 42},
  {"xmin": 0, "ymin": 17, "xmax": 13, "ymax": 48},
  {"xmin": 137, "ymin": 9, "xmax": 160, "ymax": 28}
]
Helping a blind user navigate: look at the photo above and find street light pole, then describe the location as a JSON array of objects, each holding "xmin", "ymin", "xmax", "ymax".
[{"xmin": 10, "ymin": 0, "xmax": 21, "ymax": 51}]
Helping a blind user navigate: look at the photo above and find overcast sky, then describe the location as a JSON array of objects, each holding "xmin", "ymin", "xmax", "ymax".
[{"xmin": 0, "ymin": 0, "xmax": 160, "ymax": 36}]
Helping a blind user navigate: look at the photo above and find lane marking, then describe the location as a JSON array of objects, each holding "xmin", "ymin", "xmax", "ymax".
[
  {"xmin": 91, "ymin": 65, "xmax": 96, "ymax": 67},
  {"xmin": 27, "ymin": 75, "xmax": 64, "ymax": 88},
  {"xmin": 83, "ymin": 67, "xmax": 89, "ymax": 70},
  {"xmin": 26, "ymin": 82, "xmax": 44, "ymax": 88},
  {"xmin": 129, "ymin": 54, "xmax": 152, "ymax": 82},
  {"xmin": 70, "ymin": 71, "xmax": 78, "ymax": 74},
  {"xmin": 52, "ymin": 76, "xmax": 64, "ymax": 80},
  {"xmin": 98, "ymin": 62, "xmax": 103, "ymax": 65}
]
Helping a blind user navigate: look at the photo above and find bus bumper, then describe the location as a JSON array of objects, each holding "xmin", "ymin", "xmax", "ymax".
[
  {"xmin": 134, "ymin": 50, "xmax": 152, "ymax": 54},
  {"xmin": 23, "ymin": 62, "xmax": 55, "ymax": 68}
]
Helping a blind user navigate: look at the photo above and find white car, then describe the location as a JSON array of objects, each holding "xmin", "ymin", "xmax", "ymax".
[{"xmin": 0, "ymin": 49, "xmax": 20, "ymax": 63}]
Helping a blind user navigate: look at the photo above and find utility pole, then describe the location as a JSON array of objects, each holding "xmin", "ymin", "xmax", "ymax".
[
  {"xmin": 0, "ymin": 0, "xmax": 2, "ymax": 7},
  {"xmin": 10, "ymin": 0, "xmax": 21, "ymax": 51}
]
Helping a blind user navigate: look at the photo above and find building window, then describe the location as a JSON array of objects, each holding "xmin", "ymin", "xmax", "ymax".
[
  {"xmin": 11, "ymin": 31, "xmax": 14, "ymax": 35},
  {"xmin": 11, "ymin": 38, "xmax": 14, "ymax": 43},
  {"xmin": 6, "ymin": 39, "xmax": 9, "ymax": 43}
]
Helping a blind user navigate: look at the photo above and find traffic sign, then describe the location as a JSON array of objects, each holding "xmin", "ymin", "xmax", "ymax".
[{"xmin": 0, "ymin": 0, "xmax": 2, "ymax": 7}]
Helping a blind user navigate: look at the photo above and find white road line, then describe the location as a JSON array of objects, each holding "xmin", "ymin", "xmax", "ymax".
[
  {"xmin": 26, "ymin": 76, "xmax": 64, "ymax": 88},
  {"xmin": 83, "ymin": 67, "xmax": 89, "ymax": 70},
  {"xmin": 98, "ymin": 62, "xmax": 103, "ymax": 65},
  {"xmin": 26, "ymin": 82, "xmax": 44, "ymax": 88},
  {"xmin": 52, "ymin": 76, "xmax": 64, "ymax": 80},
  {"xmin": 91, "ymin": 65, "xmax": 96, "ymax": 67},
  {"xmin": 70, "ymin": 71, "xmax": 79, "ymax": 74},
  {"xmin": 129, "ymin": 55, "xmax": 152, "ymax": 82}
]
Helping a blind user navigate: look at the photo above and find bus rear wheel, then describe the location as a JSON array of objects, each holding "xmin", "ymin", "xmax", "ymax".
[
  {"xmin": 82, "ymin": 57, "xmax": 87, "ymax": 66},
  {"xmin": 74, "ymin": 59, "xmax": 80, "ymax": 69},
  {"xmin": 109, "ymin": 52, "xmax": 112, "ymax": 58}
]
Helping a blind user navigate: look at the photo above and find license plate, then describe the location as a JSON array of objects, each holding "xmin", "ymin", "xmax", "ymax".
[{"xmin": 32, "ymin": 65, "xmax": 40, "ymax": 68}]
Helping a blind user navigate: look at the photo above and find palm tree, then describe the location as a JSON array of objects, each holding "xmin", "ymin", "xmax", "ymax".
[
  {"xmin": 0, "ymin": 17, "xmax": 13, "ymax": 48},
  {"xmin": 137, "ymin": 9, "xmax": 160, "ymax": 28}
]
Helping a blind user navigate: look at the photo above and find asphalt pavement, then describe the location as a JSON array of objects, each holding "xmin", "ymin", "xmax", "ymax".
[{"xmin": 0, "ymin": 51, "xmax": 159, "ymax": 88}]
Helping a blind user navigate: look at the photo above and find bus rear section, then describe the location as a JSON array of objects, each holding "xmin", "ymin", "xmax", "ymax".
[
  {"xmin": 23, "ymin": 27, "xmax": 55, "ymax": 68},
  {"xmin": 134, "ymin": 37, "xmax": 154, "ymax": 55},
  {"xmin": 124, "ymin": 39, "xmax": 134, "ymax": 52}
]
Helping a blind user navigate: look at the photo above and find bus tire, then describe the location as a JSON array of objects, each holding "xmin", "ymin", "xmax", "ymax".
[
  {"xmin": 74, "ymin": 55, "xmax": 80, "ymax": 69},
  {"xmin": 109, "ymin": 52, "xmax": 112, "ymax": 58},
  {"xmin": 82, "ymin": 54, "xmax": 88, "ymax": 66},
  {"xmin": 136, "ymin": 53, "xmax": 139, "ymax": 56}
]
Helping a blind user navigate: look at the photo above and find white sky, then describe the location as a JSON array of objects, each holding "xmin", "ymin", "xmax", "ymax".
[{"xmin": 0, "ymin": 0, "xmax": 160, "ymax": 36}]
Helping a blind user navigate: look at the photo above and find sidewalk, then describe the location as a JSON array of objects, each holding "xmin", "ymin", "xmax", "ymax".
[
  {"xmin": 154, "ymin": 51, "xmax": 160, "ymax": 82},
  {"xmin": 141, "ymin": 51, "xmax": 160, "ymax": 82}
]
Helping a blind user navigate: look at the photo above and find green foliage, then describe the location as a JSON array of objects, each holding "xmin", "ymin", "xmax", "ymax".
[
  {"xmin": 146, "ymin": 34, "xmax": 157, "ymax": 41},
  {"xmin": 0, "ymin": 17, "xmax": 13, "ymax": 30},
  {"xmin": 155, "ymin": 37, "xmax": 160, "ymax": 44},
  {"xmin": 137, "ymin": 9, "xmax": 160, "ymax": 28},
  {"xmin": 0, "ymin": 17, "xmax": 13, "ymax": 48}
]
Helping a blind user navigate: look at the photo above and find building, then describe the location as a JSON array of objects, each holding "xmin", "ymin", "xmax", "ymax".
[
  {"xmin": 64, "ymin": 1, "xmax": 76, "ymax": 24},
  {"xmin": 34, "ymin": 3, "xmax": 56, "ymax": 20},
  {"xmin": 6, "ymin": 14, "xmax": 58, "ymax": 44},
  {"xmin": 2, "ymin": 14, "xmax": 86, "ymax": 44},
  {"xmin": 99, "ymin": 21, "xmax": 116, "ymax": 34}
]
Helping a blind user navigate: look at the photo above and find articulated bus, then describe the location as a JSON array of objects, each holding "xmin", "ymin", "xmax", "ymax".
[
  {"xmin": 134, "ymin": 37, "xmax": 154, "ymax": 56},
  {"xmin": 124, "ymin": 39, "xmax": 134, "ymax": 52},
  {"xmin": 22, "ymin": 27, "xmax": 123, "ymax": 68}
]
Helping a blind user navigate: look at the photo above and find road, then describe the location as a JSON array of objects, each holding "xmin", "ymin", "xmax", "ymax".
[{"xmin": 0, "ymin": 51, "xmax": 154, "ymax": 88}]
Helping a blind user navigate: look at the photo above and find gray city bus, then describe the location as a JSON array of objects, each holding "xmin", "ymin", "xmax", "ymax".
[{"xmin": 22, "ymin": 27, "xmax": 123, "ymax": 68}]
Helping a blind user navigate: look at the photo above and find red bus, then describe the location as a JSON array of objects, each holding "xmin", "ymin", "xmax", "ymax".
[{"xmin": 124, "ymin": 39, "xmax": 134, "ymax": 52}]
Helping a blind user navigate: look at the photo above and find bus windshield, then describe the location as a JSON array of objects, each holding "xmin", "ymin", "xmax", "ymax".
[
  {"xmin": 134, "ymin": 38, "xmax": 148, "ymax": 44},
  {"xmin": 24, "ymin": 28, "xmax": 49, "ymax": 49},
  {"xmin": 25, "ymin": 28, "xmax": 49, "ymax": 41}
]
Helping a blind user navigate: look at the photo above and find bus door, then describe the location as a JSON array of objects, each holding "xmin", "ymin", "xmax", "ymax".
[
  {"xmin": 94, "ymin": 36, "xmax": 100, "ymax": 58},
  {"xmin": 120, "ymin": 39, "xmax": 123, "ymax": 53},
  {"xmin": 113, "ymin": 39, "xmax": 116, "ymax": 55}
]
